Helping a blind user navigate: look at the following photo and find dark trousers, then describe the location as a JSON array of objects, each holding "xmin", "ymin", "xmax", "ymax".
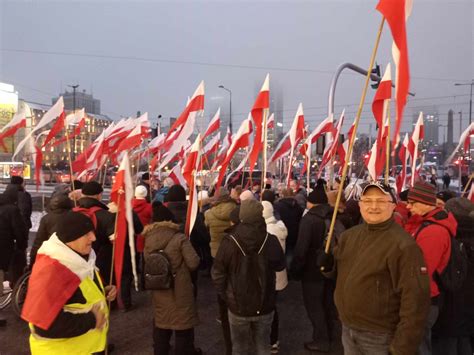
[
  {"xmin": 217, "ymin": 295, "xmax": 232, "ymax": 355},
  {"xmin": 302, "ymin": 280, "xmax": 332, "ymax": 345},
  {"xmin": 153, "ymin": 326, "xmax": 195, "ymax": 355},
  {"xmin": 433, "ymin": 337, "xmax": 473, "ymax": 355},
  {"xmin": 270, "ymin": 306, "xmax": 279, "ymax": 345}
]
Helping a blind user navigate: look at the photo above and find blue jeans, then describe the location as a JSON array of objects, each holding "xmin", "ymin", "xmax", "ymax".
[
  {"xmin": 342, "ymin": 325, "xmax": 393, "ymax": 355},
  {"xmin": 228, "ymin": 310, "xmax": 274, "ymax": 355}
]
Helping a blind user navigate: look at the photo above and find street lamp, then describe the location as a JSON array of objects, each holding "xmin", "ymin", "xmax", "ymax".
[
  {"xmin": 454, "ymin": 80, "xmax": 473, "ymax": 125},
  {"xmin": 67, "ymin": 84, "xmax": 79, "ymax": 160},
  {"xmin": 218, "ymin": 85, "xmax": 232, "ymax": 134}
]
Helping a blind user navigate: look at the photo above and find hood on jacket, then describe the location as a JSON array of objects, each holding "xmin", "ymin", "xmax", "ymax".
[
  {"xmin": 208, "ymin": 200, "xmax": 237, "ymax": 221},
  {"xmin": 48, "ymin": 193, "xmax": 73, "ymax": 213},
  {"xmin": 142, "ymin": 221, "xmax": 182, "ymax": 250},
  {"xmin": 307, "ymin": 203, "xmax": 332, "ymax": 220},
  {"xmin": 232, "ymin": 222, "xmax": 268, "ymax": 253},
  {"xmin": 423, "ymin": 208, "xmax": 458, "ymax": 237},
  {"xmin": 165, "ymin": 201, "xmax": 188, "ymax": 224},
  {"xmin": 132, "ymin": 198, "xmax": 150, "ymax": 214},
  {"xmin": 277, "ymin": 197, "xmax": 298, "ymax": 208}
]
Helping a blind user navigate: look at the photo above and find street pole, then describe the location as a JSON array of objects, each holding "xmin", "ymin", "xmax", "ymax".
[
  {"xmin": 455, "ymin": 80, "xmax": 474, "ymax": 173},
  {"xmin": 68, "ymin": 84, "xmax": 79, "ymax": 161},
  {"xmin": 218, "ymin": 85, "xmax": 232, "ymax": 134}
]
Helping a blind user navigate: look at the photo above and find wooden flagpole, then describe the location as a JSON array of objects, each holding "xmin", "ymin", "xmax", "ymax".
[
  {"xmin": 322, "ymin": 18, "xmax": 385, "ymax": 257},
  {"xmin": 385, "ymin": 105, "xmax": 391, "ymax": 185},
  {"xmin": 65, "ymin": 126, "xmax": 77, "ymax": 206},
  {"xmin": 261, "ymin": 108, "xmax": 269, "ymax": 192},
  {"xmin": 462, "ymin": 173, "xmax": 474, "ymax": 196}
]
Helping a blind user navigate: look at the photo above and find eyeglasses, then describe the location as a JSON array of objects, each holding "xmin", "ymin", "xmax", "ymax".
[{"xmin": 359, "ymin": 199, "xmax": 393, "ymax": 206}]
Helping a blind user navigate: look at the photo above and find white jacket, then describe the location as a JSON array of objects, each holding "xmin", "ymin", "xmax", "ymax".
[{"xmin": 264, "ymin": 215, "xmax": 288, "ymax": 291}]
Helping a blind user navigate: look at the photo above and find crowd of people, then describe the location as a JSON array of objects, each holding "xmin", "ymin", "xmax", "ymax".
[{"xmin": 0, "ymin": 172, "xmax": 474, "ymax": 355}]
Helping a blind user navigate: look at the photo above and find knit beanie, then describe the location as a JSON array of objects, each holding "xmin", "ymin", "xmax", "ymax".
[
  {"xmin": 135, "ymin": 185, "xmax": 148, "ymax": 199},
  {"xmin": 239, "ymin": 199, "xmax": 264, "ymax": 224},
  {"xmin": 261, "ymin": 189, "xmax": 276, "ymax": 204},
  {"xmin": 166, "ymin": 184, "xmax": 186, "ymax": 202},
  {"xmin": 81, "ymin": 181, "xmax": 103, "ymax": 196},
  {"xmin": 11, "ymin": 175, "xmax": 24, "ymax": 185},
  {"xmin": 307, "ymin": 188, "xmax": 328, "ymax": 204},
  {"xmin": 57, "ymin": 212, "xmax": 95, "ymax": 243},
  {"xmin": 407, "ymin": 181, "xmax": 437, "ymax": 206},
  {"xmin": 239, "ymin": 190, "xmax": 255, "ymax": 201},
  {"xmin": 152, "ymin": 201, "xmax": 176, "ymax": 223},
  {"xmin": 261, "ymin": 200, "xmax": 274, "ymax": 220}
]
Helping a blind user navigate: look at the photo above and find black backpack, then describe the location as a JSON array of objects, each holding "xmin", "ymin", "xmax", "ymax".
[
  {"xmin": 144, "ymin": 248, "xmax": 175, "ymax": 290},
  {"xmin": 229, "ymin": 233, "xmax": 271, "ymax": 316},
  {"xmin": 415, "ymin": 221, "xmax": 468, "ymax": 292}
]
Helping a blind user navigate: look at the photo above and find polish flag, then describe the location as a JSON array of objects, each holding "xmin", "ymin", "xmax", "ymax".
[
  {"xmin": 396, "ymin": 133, "xmax": 410, "ymax": 193},
  {"xmin": 248, "ymin": 74, "xmax": 270, "ymax": 174},
  {"xmin": 14, "ymin": 97, "xmax": 64, "ymax": 159},
  {"xmin": 168, "ymin": 81, "xmax": 205, "ymax": 134},
  {"xmin": 267, "ymin": 113, "xmax": 275, "ymax": 129},
  {"xmin": 366, "ymin": 142, "xmax": 379, "ymax": 181},
  {"xmin": 299, "ymin": 115, "xmax": 334, "ymax": 175},
  {"xmin": 117, "ymin": 124, "xmax": 143, "ymax": 152},
  {"xmin": 182, "ymin": 135, "xmax": 201, "ymax": 237},
  {"xmin": 42, "ymin": 111, "xmax": 66, "ymax": 148},
  {"xmin": 337, "ymin": 122, "xmax": 356, "ymax": 172},
  {"xmin": 408, "ymin": 112, "xmax": 424, "ymax": 186},
  {"xmin": 168, "ymin": 163, "xmax": 188, "ymax": 189},
  {"xmin": 110, "ymin": 152, "xmax": 138, "ymax": 292},
  {"xmin": 286, "ymin": 103, "xmax": 306, "ymax": 184},
  {"xmin": 215, "ymin": 117, "xmax": 253, "ymax": 190},
  {"xmin": 0, "ymin": 107, "xmax": 27, "ymax": 151},
  {"xmin": 212, "ymin": 126, "xmax": 232, "ymax": 170},
  {"xmin": 203, "ymin": 108, "xmax": 220, "ymax": 140},
  {"xmin": 376, "ymin": 0, "xmax": 413, "ymax": 146},
  {"xmin": 372, "ymin": 63, "xmax": 392, "ymax": 141},
  {"xmin": 269, "ymin": 132, "xmax": 292, "ymax": 164},
  {"xmin": 225, "ymin": 148, "xmax": 250, "ymax": 186},
  {"xmin": 148, "ymin": 133, "xmax": 166, "ymax": 153},
  {"xmin": 319, "ymin": 111, "xmax": 345, "ymax": 174},
  {"xmin": 51, "ymin": 109, "xmax": 86, "ymax": 147},
  {"xmin": 202, "ymin": 132, "xmax": 220, "ymax": 159},
  {"xmin": 445, "ymin": 122, "xmax": 474, "ymax": 165}
]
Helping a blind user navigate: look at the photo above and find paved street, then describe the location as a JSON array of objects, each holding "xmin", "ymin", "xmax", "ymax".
[{"xmin": 1, "ymin": 271, "xmax": 343, "ymax": 355}]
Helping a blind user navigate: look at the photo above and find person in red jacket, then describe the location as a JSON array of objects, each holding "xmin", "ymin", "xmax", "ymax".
[
  {"xmin": 405, "ymin": 181, "xmax": 457, "ymax": 355},
  {"xmin": 132, "ymin": 185, "xmax": 152, "ymax": 253}
]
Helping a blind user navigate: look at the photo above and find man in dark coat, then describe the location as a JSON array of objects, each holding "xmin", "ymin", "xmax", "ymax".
[
  {"xmin": 274, "ymin": 188, "xmax": 303, "ymax": 258},
  {"xmin": 30, "ymin": 192, "xmax": 73, "ymax": 266},
  {"xmin": 291, "ymin": 187, "xmax": 335, "ymax": 352},
  {"xmin": 7, "ymin": 175, "xmax": 33, "ymax": 231},
  {"xmin": 0, "ymin": 188, "xmax": 27, "ymax": 326}
]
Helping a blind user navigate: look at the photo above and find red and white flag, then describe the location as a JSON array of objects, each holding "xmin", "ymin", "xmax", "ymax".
[
  {"xmin": 376, "ymin": 0, "xmax": 413, "ymax": 146},
  {"xmin": 117, "ymin": 123, "xmax": 143, "ymax": 153},
  {"xmin": 248, "ymin": 74, "xmax": 270, "ymax": 174},
  {"xmin": 286, "ymin": 103, "xmax": 306, "ymax": 184},
  {"xmin": 203, "ymin": 108, "xmax": 220, "ymax": 140},
  {"xmin": 148, "ymin": 133, "xmax": 166, "ymax": 153},
  {"xmin": 182, "ymin": 135, "xmax": 201, "ymax": 237},
  {"xmin": 396, "ymin": 133, "xmax": 410, "ymax": 193},
  {"xmin": 168, "ymin": 163, "xmax": 188, "ymax": 189},
  {"xmin": 110, "ymin": 152, "xmax": 138, "ymax": 293},
  {"xmin": 212, "ymin": 126, "xmax": 232, "ymax": 170},
  {"xmin": 445, "ymin": 122, "xmax": 474, "ymax": 164},
  {"xmin": 215, "ymin": 117, "xmax": 253, "ymax": 190},
  {"xmin": 319, "ymin": 111, "xmax": 345, "ymax": 174},
  {"xmin": 0, "ymin": 107, "xmax": 27, "ymax": 151},
  {"xmin": 267, "ymin": 113, "xmax": 275, "ymax": 129},
  {"xmin": 13, "ymin": 97, "xmax": 65, "ymax": 159},
  {"xmin": 408, "ymin": 112, "xmax": 424, "ymax": 186},
  {"xmin": 337, "ymin": 122, "xmax": 356, "ymax": 172},
  {"xmin": 168, "ymin": 81, "xmax": 205, "ymax": 135},
  {"xmin": 202, "ymin": 132, "xmax": 220, "ymax": 159},
  {"xmin": 51, "ymin": 109, "xmax": 86, "ymax": 147},
  {"xmin": 372, "ymin": 63, "xmax": 392, "ymax": 141}
]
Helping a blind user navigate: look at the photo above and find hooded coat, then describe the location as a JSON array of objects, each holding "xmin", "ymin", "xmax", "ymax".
[
  {"xmin": 274, "ymin": 197, "xmax": 303, "ymax": 249},
  {"xmin": 132, "ymin": 198, "xmax": 152, "ymax": 252},
  {"xmin": 143, "ymin": 221, "xmax": 200, "ymax": 330},
  {"xmin": 30, "ymin": 193, "xmax": 73, "ymax": 265},
  {"xmin": 204, "ymin": 198, "xmax": 237, "ymax": 257},
  {"xmin": 0, "ymin": 192, "xmax": 27, "ymax": 270}
]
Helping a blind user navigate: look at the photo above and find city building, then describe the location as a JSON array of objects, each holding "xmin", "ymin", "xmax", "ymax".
[{"xmin": 52, "ymin": 89, "xmax": 101, "ymax": 114}]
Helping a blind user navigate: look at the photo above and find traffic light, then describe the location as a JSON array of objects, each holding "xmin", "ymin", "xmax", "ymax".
[{"xmin": 370, "ymin": 63, "xmax": 381, "ymax": 89}]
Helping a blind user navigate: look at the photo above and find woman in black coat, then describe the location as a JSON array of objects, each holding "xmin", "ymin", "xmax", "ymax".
[{"xmin": 30, "ymin": 193, "xmax": 73, "ymax": 266}]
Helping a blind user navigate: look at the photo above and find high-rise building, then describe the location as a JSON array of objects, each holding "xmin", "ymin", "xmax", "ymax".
[
  {"xmin": 447, "ymin": 109, "xmax": 454, "ymax": 146},
  {"xmin": 412, "ymin": 106, "xmax": 439, "ymax": 145},
  {"xmin": 52, "ymin": 89, "xmax": 101, "ymax": 114}
]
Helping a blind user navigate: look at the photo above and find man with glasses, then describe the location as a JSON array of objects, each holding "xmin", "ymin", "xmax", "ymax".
[
  {"xmin": 405, "ymin": 181, "xmax": 457, "ymax": 355},
  {"xmin": 319, "ymin": 182, "xmax": 430, "ymax": 354}
]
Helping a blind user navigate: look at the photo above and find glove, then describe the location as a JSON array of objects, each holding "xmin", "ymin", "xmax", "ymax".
[
  {"xmin": 317, "ymin": 250, "xmax": 334, "ymax": 272},
  {"xmin": 108, "ymin": 234, "xmax": 115, "ymax": 242}
]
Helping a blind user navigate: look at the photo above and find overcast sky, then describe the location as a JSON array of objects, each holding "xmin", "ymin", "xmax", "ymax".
[{"xmin": 1, "ymin": 0, "xmax": 473, "ymax": 139}]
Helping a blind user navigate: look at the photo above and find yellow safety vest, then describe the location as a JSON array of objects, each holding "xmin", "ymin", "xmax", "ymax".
[{"xmin": 29, "ymin": 271, "xmax": 109, "ymax": 355}]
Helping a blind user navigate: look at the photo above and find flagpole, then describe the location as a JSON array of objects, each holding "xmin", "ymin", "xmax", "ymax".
[
  {"xmin": 322, "ymin": 18, "xmax": 385, "ymax": 258},
  {"xmin": 462, "ymin": 173, "xmax": 474, "ymax": 196},
  {"xmin": 306, "ymin": 154, "xmax": 310, "ymax": 193},
  {"xmin": 385, "ymin": 105, "xmax": 391, "ymax": 185},
  {"xmin": 65, "ymin": 127, "xmax": 77, "ymax": 206},
  {"xmin": 261, "ymin": 108, "xmax": 269, "ymax": 192}
]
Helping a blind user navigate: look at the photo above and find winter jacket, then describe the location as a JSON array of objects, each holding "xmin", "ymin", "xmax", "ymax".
[
  {"xmin": 132, "ymin": 198, "xmax": 152, "ymax": 253},
  {"xmin": 204, "ymin": 199, "xmax": 237, "ymax": 257},
  {"xmin": 291, "ymin": 204, "xmax": 331, "ymax": 283},
  {"xmin": 153, "ymin": 187, "xmax": 169, "ymax": 203},
  {"xmin": 406, "ymin": 208, "xmax": 457, "ymax": 298},
  {"xmin": 433, "ymin": 213, "xmax": 474, "ymax": 337},
  {"xmin": 294, "ymin": 188, "xmax": 307, "ymax": 210},
  {"xmin": 143, "ymin": 221, "xmax": 200, "ymax": 330},
  {"xmin": 6, "ymin": 183, "xmax": 32, "ymax": 229},
  {"xmin": 211, "ymin": 222, "xmax": 286, "ymax": 317},
  {"xmin": 30, "ymin": 193, "xmax": 73, "ymax": 265},
  {"xmin": 0, "ymin": 193, "xmax": 27, "ymax": 270},
  {"xmin": 274, "ymin": 197, "xmax": 303, "ymax": 249},
  {"xmin": 329, "ymin": 218, "xmax": 431, "ymax": 355},
  {"xmin": 263, "ymin": 212, "xmax": 288, "ymax": 291}
]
